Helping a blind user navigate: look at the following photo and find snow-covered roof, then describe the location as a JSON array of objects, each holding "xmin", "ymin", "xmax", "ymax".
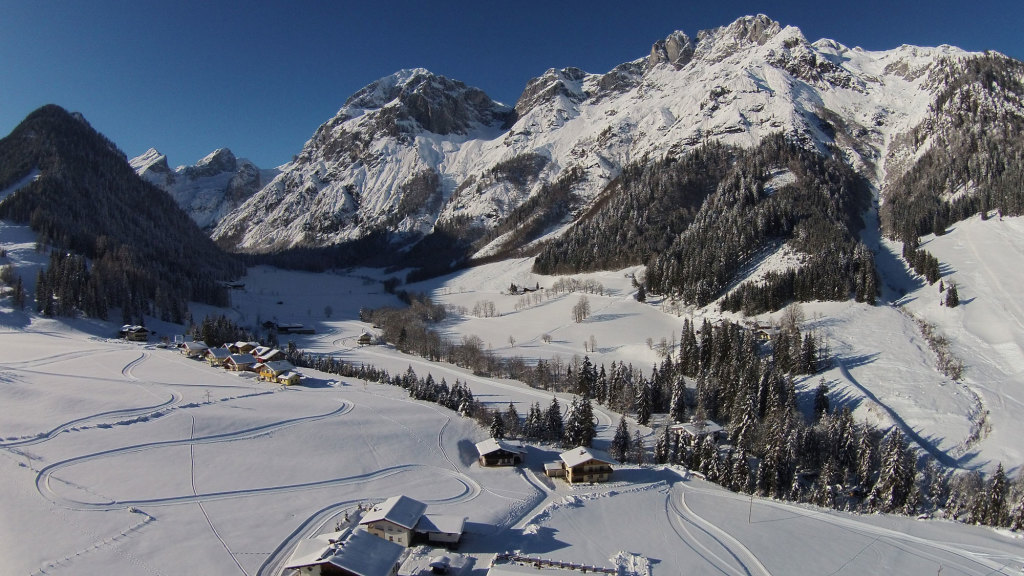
[
  {"xmin": 251, "ymin": 345, "xmax": 271, "ymax": 357},
  {"xmin": 284, "ymin": 529, "xmax": 404, "ymax": 575},
  {"xmin": 559, "ymin": 447, "xmax": 614, "ymax": 468},
  {"xmin": 182, "ymin": 341, "xmax": 209, "ymax": 351},
  {"xmin": 227, "ymin": 353, "xmax": 256, "ymax": 364},
  {"xmin": 669, "ymin": 420, "xmax": 725, "ymax": 437},
  {"xmin": 475, "ymin": 438, "xmax": 526, "ymax": 456},
  {"xmin": 206, "ymin": 348, "xmax": 231, "ymax": 359},
  {"xmin": 415, "ymin": 514, "xmax": 465, "ymax": 535},
  {"xmin": 544, "ymin": 461, "xmax": 563, "ymax": 472},
  {"xmin": 360, "ymin": 495, "xmax": 427, "ymax": 530},
  {"xmin": 261, "ymin": 360, "xmax": 294, "ymax": 373}
]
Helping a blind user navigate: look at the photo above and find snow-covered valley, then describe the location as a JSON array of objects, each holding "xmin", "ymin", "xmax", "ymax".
[{"xmin": 2, "ymin": 214, "xmax": 1024, "ymax": 575}]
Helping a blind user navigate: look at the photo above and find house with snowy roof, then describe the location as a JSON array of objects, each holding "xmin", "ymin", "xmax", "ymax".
[
  {"xmin": 360, "ymin": 495, "xmax": 465, "ymax": 548},
  {"xmin": 668, "ymin": 420, "xmax": 727, "ymax": 443},
  {"xmin": 205, "ymin": 347, "xmax": 231, "ymax": 367},
  {"xmin": 545, "ymin": 446, "xmax": 614, "ymax": 484},
  {"xmin": 224, "ymin": 353, "xmax": 257, "ymax": 372},
  {"xmin": 360, "ymin": 495, "xmax": 427, "ymax": 547},
  {"xmin": 256, "ymin": 360, "xmax": 296, "ymax": 382},
  {"xmin": 475, "ymin": 438, "xmax": 526, "ymax": 467},
  {"xmin": 283, "ymin": 528, "xmax": 403, "ymax": 576},
  {"xmin": 180, "ymin": 341, "xmax": 210, "ymax": 358}
]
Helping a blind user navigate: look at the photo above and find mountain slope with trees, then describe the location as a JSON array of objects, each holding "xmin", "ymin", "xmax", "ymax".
[{"xmin": 0, "ymin": 104, "xmax": 241, "ymax": 322}]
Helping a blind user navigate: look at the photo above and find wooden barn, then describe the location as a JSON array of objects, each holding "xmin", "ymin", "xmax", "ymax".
[{"xmin": 475, "ymin": 438, "xmax": 527, "ymax": 467}]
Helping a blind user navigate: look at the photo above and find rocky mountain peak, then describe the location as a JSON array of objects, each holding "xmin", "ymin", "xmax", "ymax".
[
  {"xmin": 129, "ymin": 148, "xmax": 171, "ymax": 176},
  {"xmin": 187, "ymin": 147, "xmax": 238, "ymax": 178},
  {"xmin": 648, "ymin": 31, "xmax": 695, "ymax": 68},
  {"xmin": 514, "ymin": 67, "xmax": 590, "ymax": 117},
  {"xmin": 341, "ymin": 68, "xmax": 513, "ymax": 136}
]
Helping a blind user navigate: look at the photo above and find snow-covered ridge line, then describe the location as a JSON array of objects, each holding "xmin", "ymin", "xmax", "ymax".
[{"xmin": 210, "ymin": 14, "xmax": 983, "ymax": 255}]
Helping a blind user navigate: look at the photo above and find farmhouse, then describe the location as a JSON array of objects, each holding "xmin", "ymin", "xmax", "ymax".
[
  {"xmin": 205, "ymin": 347, "xmax": 231, "ymax": 367},
  {"xmin": 180, "ymin": 341, "xmax": 210, "ymax": 358},
  {"xmin": 257, "ymin": 360, "xmax": 296, "ymax": 382},
  {"xmin": 357, "ymin": 332, "xmax": 374, "ymax": 346},
  {"xmin": 119, "ymin": 324, "xmax": 149, "ymax": 342},
  {"xmin": 545, "ymin": 447, "xmax": 614, "ymax": 484},
  {"xmin": 475, "ymin": 438, "xmax": 526, "ymax": 467},
  {"xmin": 277, "ymin": 371, "xmax": 303, "ymax": 386},
  {"xmin": 253, "ymin": 347, "xmax": 286, "ymax": 363},
  {"xmin": 360, "ymin": 495, "xmax": 466, "ymax": 548},
  {"xmin": 224, "ymin": 353, "xmax": 257, "ymax": 372},
  {"xmin": 360, "ymin": 495, "xmax": 427, "ymax": 547},
  {"xmin": 668, "ymin": 420, "xmax": 727, "ymax": 443},
  {"xmin": 228, "ymin": 341, "xmax": 258, "ymax": 354},
  {"xmin": 283, "ymin": 528, "xmax": 404, "ymax": 576}
]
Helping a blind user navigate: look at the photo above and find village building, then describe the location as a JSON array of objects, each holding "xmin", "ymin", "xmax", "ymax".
[
  {"xmin": 254, "ymin": 347, "xmax": 286, "ymax": 363},
  {"xmin": 119, "ymin": 324, "xmax": 149, "ymax": 342},
  {"xmin": 277, "ymin": 371, "xmax": 303, "ymax": 386},
  {"xmin": 360, "ymin": 495, "xmax": 465, "ymax": 548},
  {"xmin": 283, "ymin": 528, "xmax": 404, "ymax": 576},
  {"xmin": 224, "ymin": 353, "xmax": 257, "ymax": 372},
  {"xmin": 205, "ymin": 347, "xmax": 231, "ymax": 367},
  {"xmin": 180, "ymin": 341, "xmax": 210, "ymax": 358},
  {"xmin": 227, "ymin": 341, "xmax": 259, "ymax": 354},
  {"xmin": 668, "ymin": 420, "xmax": 728, "ymax": 443},
  {"xmin": 360, "ymin": 495, "xmax": 427, "ymax": 547},
  {"xmin": 545, "ymin": 447, "xmax": 614, "ymax": 484},
  {"xmin": 257, "ymin": 360, "xmax": 296, "ymax": 382},
  {"xmin": 475, "ymin": 438, "xmax": 526, "ymax": 467},
  {"xmin": 357, "ymin": 332, "xmax": 374, "ymax": 346},
  {"xmin": 414, "ymin": 514, "xmax": 466, "ymax": 548}
]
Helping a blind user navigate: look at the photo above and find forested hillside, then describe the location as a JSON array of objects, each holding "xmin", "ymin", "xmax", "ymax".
[{"xmin": 0, "ymin": 105, "xmax": 241, "ymax": 322}]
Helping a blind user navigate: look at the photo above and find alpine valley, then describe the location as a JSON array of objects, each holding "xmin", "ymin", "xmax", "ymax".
[{"xmin": 2, "ymin": 13, "xmax": 1024, "ymax": 576}]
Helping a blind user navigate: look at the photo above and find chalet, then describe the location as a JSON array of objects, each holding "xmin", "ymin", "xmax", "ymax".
[
  {"xmin": 415, "ymin": 514, "xmax": 466, "ymax": 548},
  {"xmin": 545, "ymin": 447, "xmax": 614, "ymax": 485},
  {"xmin": 360, "ymin": 495, "xmax": 465, "ymax": 549},
  {"xmin": 277, "ymin": 371, "xmax": 303, "ymax": 386},
  {"xmin": 180, "ymin": 341, "xmax": 210, "ymax": 358},
  {"xmin": 283, "ymin": 528, "xmax": 404, "ymax": 576},
  {"xmin": 228, "ymin": 341, "xmax": 258, "ymax": 354},
  {"xmin": 119, "ymin": 325, "xmax": 149, "ymax": 342},
  {"xmin": 224, "ymin": 353, "xmax": 257, "ymax": 372},
  {"xmin": 254, "ymin": 347, "xmax": 286, "ymax": 363},
  {"xmin": 357, "ymin": 332, "xmax": 374, "ymax": 346},
  {"xmin": 475, "ymin": 438, "xmax": 526, "ymax": 467},
  {"xmin": 205, "ymin": 348, "xmax": 231, "ymax": 367},
  {"xmin": 668, "ymin": 420, "xmax": 728, "ymax": 443},
  {"xmin": 277, "ymin": 323, "xmax": 315, "ymax": 335},
  {"xmin": 257, "ymin": 360, "xmax": 295, "ymax": 382},
  {"xmin": 360, "ymin": 495, "xmax": 427, "ymax": 547}
]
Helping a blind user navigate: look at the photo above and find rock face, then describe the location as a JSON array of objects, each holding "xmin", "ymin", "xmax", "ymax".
[
  {"xmin": 211, "ymin": 14, "xmax": 1013, "ymax": 261},
  {"xmin": 131, "ymin": 147, "xmax": 277, "ymax": 230}
]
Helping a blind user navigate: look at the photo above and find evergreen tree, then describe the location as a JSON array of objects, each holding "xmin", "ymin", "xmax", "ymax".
[
  {"xmin": 655, "ymin": 426, "xmax": 671, "ymax": 464},
  {"xmin": 871, "ymin": 428, "xmax": 914, "ymax": 513},
  {"xmin": 813, "ymin": 379, "xmax": 830, "ymax": 422},
  {"xmin": 611, "ymin": 418, "xmax": 631, "ymax": 463},
  {"xmin": 986, "ymin": 462, "xmax": 1009, "ymax": 526},
  {"xmin": 669, "ymin": 375, "xmax": 688, "ymax": 423},
  {"xmin": 489, "ymin": 410, "xmax": 506, "ymax": 440},
  {"xmin": 630, "ymin": 429, "xmax": 646, "ymax": 465},
  {"xmin": 545, "ymin": 396, "xmax": 564, "ymax": 443},
  {"xmin": 635, "ymin": 377, "xmax": 652, "ymax": 425},
  {"xmin": 945, "ymin": 282, "xmax": 960, "ymax": 308},
  {"xmin": 505, "ymin": 402, "xmax": 522, "ymax": 439}
]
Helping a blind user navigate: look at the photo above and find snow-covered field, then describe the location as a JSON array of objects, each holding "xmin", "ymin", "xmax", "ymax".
[{"xmin": 2, "ymin": 215, "xmax": 1024, "ymax": 575}]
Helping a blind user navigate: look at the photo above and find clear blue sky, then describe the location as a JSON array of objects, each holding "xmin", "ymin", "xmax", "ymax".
[{"xmin": 2, "ymin": 1, "xmax": 1020, "ymax": 168}]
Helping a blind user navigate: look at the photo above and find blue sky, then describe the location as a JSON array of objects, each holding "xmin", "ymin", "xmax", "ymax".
[{"xmin": 2, "ymin": 1, "xmax": 1020, "ymax": 168}]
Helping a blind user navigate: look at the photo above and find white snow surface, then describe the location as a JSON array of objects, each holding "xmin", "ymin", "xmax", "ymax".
[{"xmin": 3, "ymin": 214, "xmax": 1024, "ymax": 574}]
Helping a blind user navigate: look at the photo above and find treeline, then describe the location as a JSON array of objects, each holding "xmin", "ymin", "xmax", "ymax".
[
  {"xmin": 0, "ymin": 105, "xmax": 238, "ymax": 322},
  {"xmin": 882, "ymin": 53, "xmax": 1024, "ymax": 240},
  {"xmin": 363, "ymin": 294, "xmax": 1023, "ymax": 529},
  {"xmin": 645, "ymin": 134, "xmax": 871, "ymax": 308},
  {"xmin": 533, "ymin": 143, "xmax": 732, "ymax": 274}
]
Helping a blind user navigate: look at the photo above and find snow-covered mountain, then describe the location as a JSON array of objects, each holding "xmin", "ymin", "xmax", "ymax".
[
  {"xmin": 131, "ymin": 147, "xmax": 278, "ymax": 230},
  {"xmin": 211, "ymin": 15, "xmax": 1015, "ymax": 259}
]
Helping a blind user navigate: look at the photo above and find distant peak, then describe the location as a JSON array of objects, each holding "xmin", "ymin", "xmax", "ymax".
[{"xmin": 129, "ymin": 148, "xmax": 170, "ymax": 173}]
